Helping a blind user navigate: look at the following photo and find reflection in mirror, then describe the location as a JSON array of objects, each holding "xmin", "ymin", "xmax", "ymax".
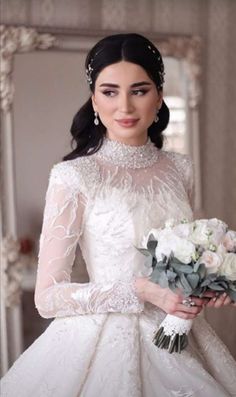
[
  {"xmin": 163, "ymin": 57, "xmax": 188, "ymax": 154},
  {"xmin": 1, "ymin": 28, "xmax": 202, "ymax": 370}
]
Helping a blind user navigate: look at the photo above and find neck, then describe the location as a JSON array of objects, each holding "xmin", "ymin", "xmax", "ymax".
[
  {"xmin": 95, "ymin": 136, "xmax": 160, "ymax": 169},
  {"xmin": 105, "ymin": 132, "xmax": 148, "ymax": 147}
]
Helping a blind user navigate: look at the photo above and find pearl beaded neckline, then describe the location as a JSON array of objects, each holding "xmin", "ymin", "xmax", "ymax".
[{"xmin": 95, "ymin": 137, "xmax": 160, "ymax": 169}]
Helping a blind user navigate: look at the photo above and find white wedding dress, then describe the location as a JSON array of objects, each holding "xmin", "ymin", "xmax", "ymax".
[{"xmin": 1, "ymin": 138, "xmax": 236, "ymax": 397}]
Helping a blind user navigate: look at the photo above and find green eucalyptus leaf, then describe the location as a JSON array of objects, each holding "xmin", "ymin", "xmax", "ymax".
[
  {"xmin": 229, "ymin": 283, "xmax": 236, "ymax": 291},
  {"xmin": 156, "ymin": 272, "xmax": 169, "ymax": 288},
  {"xmin": 216, "ymin": 281, "xmax": 229, "ymax": 289},
  {"xmin": 200, "ymin": 279, "xmax": 211, "ymax": 287},
  {"xmin": 147, "ymin": 239, "xmax": 157, "ymax": 255},
  {"xmin": 150, "ymin": 268, "xmax": 162, "ymax": 283},
  {"xmin": 166, "ymin": 270, "xmax": 177, "ymax": 282},
  {"xmin": 171, "ymin": 262, "xmax": 193, "ymax": 274},
  {"xmin": 176, "ymin": 279, "xmax": 184, "ymax": 292},
  {"xmin": 170, "ymin": 256, "xmax": 183, "ymax": 265},
  {"xmin": 180, "ymin": 273, "xmax": 193, "ymax": 293},
  {"xmin": 186, "ymin": 273, "xmax": 200, "ymax": 289},
  {"xmin": 209, "ymin": 283, "xmax": 225, "ymax": 291},
  {"xmin": 144, "ymin": 255, "xmax": 153, "ymax": 268},
  {"xmin": 194, "ymin": 262, "xmax": 201, "ymax": 272},
  {"xmin": 198, "ymin": 263, "xmax": 207, "ymax": 278},
  {"xmin": 227, "ymin": 289, "xmax": 236, "ymax": 302},
  {"xmin": 208, "ymin": 273, "xmax": 218, "ymax": 281}
]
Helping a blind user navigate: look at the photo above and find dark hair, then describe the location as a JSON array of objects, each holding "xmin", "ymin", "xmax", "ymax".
[{"xmin": 63, "ymin": 33, "xmax": 169, "ymax": 161}]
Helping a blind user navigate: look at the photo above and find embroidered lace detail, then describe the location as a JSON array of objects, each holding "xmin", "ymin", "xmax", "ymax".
[
  {"xmin": 95, "ymin": 137, "xmax": 160, "ymax": 169},
  {"xmin": 165, "ymin": 151, "xmax": 194, "ymax": 205},
  {"xmin": 36, "ymin": 280, "xmax": 143, "ymax": 318},
  {"xmin": 161, "ymin": 314, "xmax": 193, "ymax": 336}
]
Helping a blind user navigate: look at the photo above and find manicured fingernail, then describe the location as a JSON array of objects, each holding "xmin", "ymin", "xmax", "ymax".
[
  {"xmin": 223, "ymin": 292, "xmax": 227, "ymax": 298},
  {"xmin": 213, "ymin": 297, "xmax": 217, "ymax": 302}
]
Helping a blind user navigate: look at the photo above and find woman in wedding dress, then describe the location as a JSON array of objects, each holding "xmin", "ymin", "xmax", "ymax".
[{"xmin": 1, "ymin": 33, "xmax": 236, "ymax": 397}]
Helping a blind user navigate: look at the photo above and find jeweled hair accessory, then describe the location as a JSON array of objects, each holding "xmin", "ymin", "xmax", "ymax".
[
  {"xmin": 85, "ymin": 45, "xmax": 165, "ymax": 88},
  {"xmin": 86, "ymin": 60, "xmax": 93, "ymax": 85},
  {"xmin": 147, "ymin": 45, "xmax": 165, "ymax": 89}
]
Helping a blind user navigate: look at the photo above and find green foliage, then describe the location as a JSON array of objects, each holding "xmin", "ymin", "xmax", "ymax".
[{"xmin": 140, "ymin": 241, "xmax": 236, "ymax": 301}]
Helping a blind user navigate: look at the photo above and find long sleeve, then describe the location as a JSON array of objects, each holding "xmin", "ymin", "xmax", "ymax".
[
  {"xmin": 184, "ymin": 156, "xmax": 195, "ymax": 210},
  {"xmin": 35, "ymin": 163, "xmax": 143, "ymax": 319},
  {"xmin": 166, "ymin": 152, "xmax": 195, "ymax": 210}
]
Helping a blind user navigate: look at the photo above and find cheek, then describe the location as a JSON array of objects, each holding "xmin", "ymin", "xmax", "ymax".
[
  {"xmin": 97, "ymin": 98, "xmax": 116, "ymax": 116},
  {"xmin": 142, "ymin": 101, "xmax": 157, "ymax": 120}
]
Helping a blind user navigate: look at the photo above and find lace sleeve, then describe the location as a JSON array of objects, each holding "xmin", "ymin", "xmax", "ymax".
[
  {"xmin": 166, "ymin": 152, "xmax": 195, "ymax": 209},
  {"xmin": 184, "ymin": 156, "xmax": 195, "ymax": 209},
  {"xmin": 35, "ymin": 163, "xmax": 143, "ymax": 319}
]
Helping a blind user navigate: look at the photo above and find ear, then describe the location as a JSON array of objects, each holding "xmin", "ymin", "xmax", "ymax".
[
  {"xmin": 157, "ymin": 91, "xmax": 163, "ymax": 110},
  {"xmin": 91, "ymin": 94, "xmax": 98, "ymax": 112}
]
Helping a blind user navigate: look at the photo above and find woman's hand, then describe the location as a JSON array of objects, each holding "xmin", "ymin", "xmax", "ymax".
[
  {"xmin": 202, "ymin": 291, "xmax": 233, "ymax": 308},
  {"xmin": 135, "ymin": 278, "xmax": 207, "ymax": 320}
]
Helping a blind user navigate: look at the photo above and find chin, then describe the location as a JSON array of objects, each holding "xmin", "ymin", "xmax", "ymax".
[{"xmin": 108, "ymin": 128, "xmax": 147, "ymax": 142}]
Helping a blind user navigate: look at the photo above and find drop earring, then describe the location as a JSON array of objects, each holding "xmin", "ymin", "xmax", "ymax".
[
  {"xmin": 154, "ymin": 110, "xmax": 159, "ymax": 123},
  {"xmin": 94, "ymin": 111, "xmax": 99, "ymax": 126}
]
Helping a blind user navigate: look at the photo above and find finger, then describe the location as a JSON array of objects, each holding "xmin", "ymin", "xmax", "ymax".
[
  {"xmin": 205, "ymin": 298, "xmax": 216, "ymax": 308},
  {"xmin": 223, "ymin": 296, "xmax": 232, "ymax": 306},
  {"xmin": 207, "ymin": 293, "xmax": 228, "ymax": 308},
  {"xmin": 213, "ymin": 293, "xmax": 228, "ymax": 308},
  {"xmin": 174, "ymin": 311, "xmax": 199, "ymax": 320},
  {"xmin": 191, "ymin": 297, "xmax": 210, "ymax": 307},
  {"xmin": 178, "ymin": 304, "xmax": 202, "ymax": 315},
  {"xmin": 201, "ymin": 291, "xmax": 215, "ymax": 297}
]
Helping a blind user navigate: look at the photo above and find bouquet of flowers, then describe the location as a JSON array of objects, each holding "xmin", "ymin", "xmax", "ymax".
[{"xmin": 139, "ymin": 218, "xmax": 236, "ymax": 354}]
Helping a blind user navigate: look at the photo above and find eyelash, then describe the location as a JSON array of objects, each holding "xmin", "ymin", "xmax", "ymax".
[{"xmin": 102, "ymin": 89, "xmax": 148, "ymax": 97}]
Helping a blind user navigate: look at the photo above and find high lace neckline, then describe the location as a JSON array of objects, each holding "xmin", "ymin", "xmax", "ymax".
[{"xmin": 95, "ymin": 137, "xmax": 160, "ymax": 169}]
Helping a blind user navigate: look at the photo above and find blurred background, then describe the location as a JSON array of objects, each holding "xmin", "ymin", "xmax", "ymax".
[{"xmin": 1, "ymin": 0, "xmax": 236, "ymax": 373}]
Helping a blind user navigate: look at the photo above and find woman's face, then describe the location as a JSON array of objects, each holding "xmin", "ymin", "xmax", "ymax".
[{"xmin": 92, "ymin": 61, "xmax": 162, "ymax": 145}]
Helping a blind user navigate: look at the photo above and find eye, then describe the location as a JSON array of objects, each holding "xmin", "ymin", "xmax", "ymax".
[
  {"xmin": 102, "ymin": 90, "xmax": 117, "ymax": 97},
  {"xmin": 131, "ymin": 89, "xmax": 148, "ymax": 96}
]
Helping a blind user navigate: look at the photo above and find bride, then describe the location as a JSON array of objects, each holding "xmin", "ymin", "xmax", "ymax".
[{"xmin": 1, "ymin": 33, "xmax": 236, "ymax": 397}]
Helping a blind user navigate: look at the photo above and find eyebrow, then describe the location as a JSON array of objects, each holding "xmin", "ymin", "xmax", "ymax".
[{"xmin": 99, "ymin": 81, "xmax": 152, "ymax": 88}]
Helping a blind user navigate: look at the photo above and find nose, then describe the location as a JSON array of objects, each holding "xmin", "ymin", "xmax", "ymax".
[{"xmin": 118, "ymin": 92, "xmax": 134, "ymax": 113}]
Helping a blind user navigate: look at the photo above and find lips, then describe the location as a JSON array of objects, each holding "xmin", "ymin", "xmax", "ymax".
[{"xmin": 115, "ymin": 118, "xmax": 139, "ymax": 127}]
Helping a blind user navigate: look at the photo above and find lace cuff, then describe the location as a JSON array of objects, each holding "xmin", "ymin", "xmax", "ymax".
[
  {"xmin": 71, "ymin": 279, "xmax": 144, "ymax": 314},
  {"xmin": 36, "ymin": 279, "xmax": 144, "ymax": 318}
]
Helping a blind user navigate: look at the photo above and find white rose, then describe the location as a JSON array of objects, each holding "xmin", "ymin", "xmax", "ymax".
[
  {"xmin": 164, "ymin": 219, "xmax": 176, "ymax": 229},
  {"xmin": 190, "ymin": 221, "xmax": 209, "ymax": 246},
  {"xmin": 155, "ymin": 230, "xmax": 195, "ymax": 264},
  {"xmin": 219, "ymin": 253, "xmax": 236, "ymax": 280},
  {"xmin": 207, "ymin": 218, "xmax": 228, "ymax": 246},
  {"xmin": 154, "ymin": 229, "xmax": 174, "ymax": 260},
  {"xmin": 222, "ymin": 231, "xmax": 236, "ymax": 252},
  {"xmin": 174, "ymin": 239, "xmax": 196, "ymax": 264},
  {"xmin": 173, "ymin": 222, "xmax": 194, "ymax": 239},
  {"xmin": 200, "ymin": 251, "xmax": 222, "ymax": 274},
  {"xmin": 216, "ymin": 243, "xmax": 227, "ymax": 256}
]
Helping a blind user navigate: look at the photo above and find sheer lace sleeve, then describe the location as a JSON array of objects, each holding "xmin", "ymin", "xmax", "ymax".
[
  {"xmin": 166, "ymin": 152, "xmax": 195, "ymax": 209},
  {"xmin": 35, "ymin": 163, "xmax": 143, "ymax": 319}
]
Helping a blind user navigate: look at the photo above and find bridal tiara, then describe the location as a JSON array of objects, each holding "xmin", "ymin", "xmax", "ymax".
[{"xmin": 85, "ymin": 45, "xmax": 165, "ymax": 89}]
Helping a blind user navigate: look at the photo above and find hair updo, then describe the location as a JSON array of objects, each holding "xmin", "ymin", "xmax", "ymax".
[{"xmin": 63, "ymin": 33, "xmax": 169, "ymax": 160}]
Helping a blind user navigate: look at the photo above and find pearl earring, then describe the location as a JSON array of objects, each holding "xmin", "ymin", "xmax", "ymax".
[{"xmin": 94, "ymin": 111, "xmax": 99, "ymax": 126}]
